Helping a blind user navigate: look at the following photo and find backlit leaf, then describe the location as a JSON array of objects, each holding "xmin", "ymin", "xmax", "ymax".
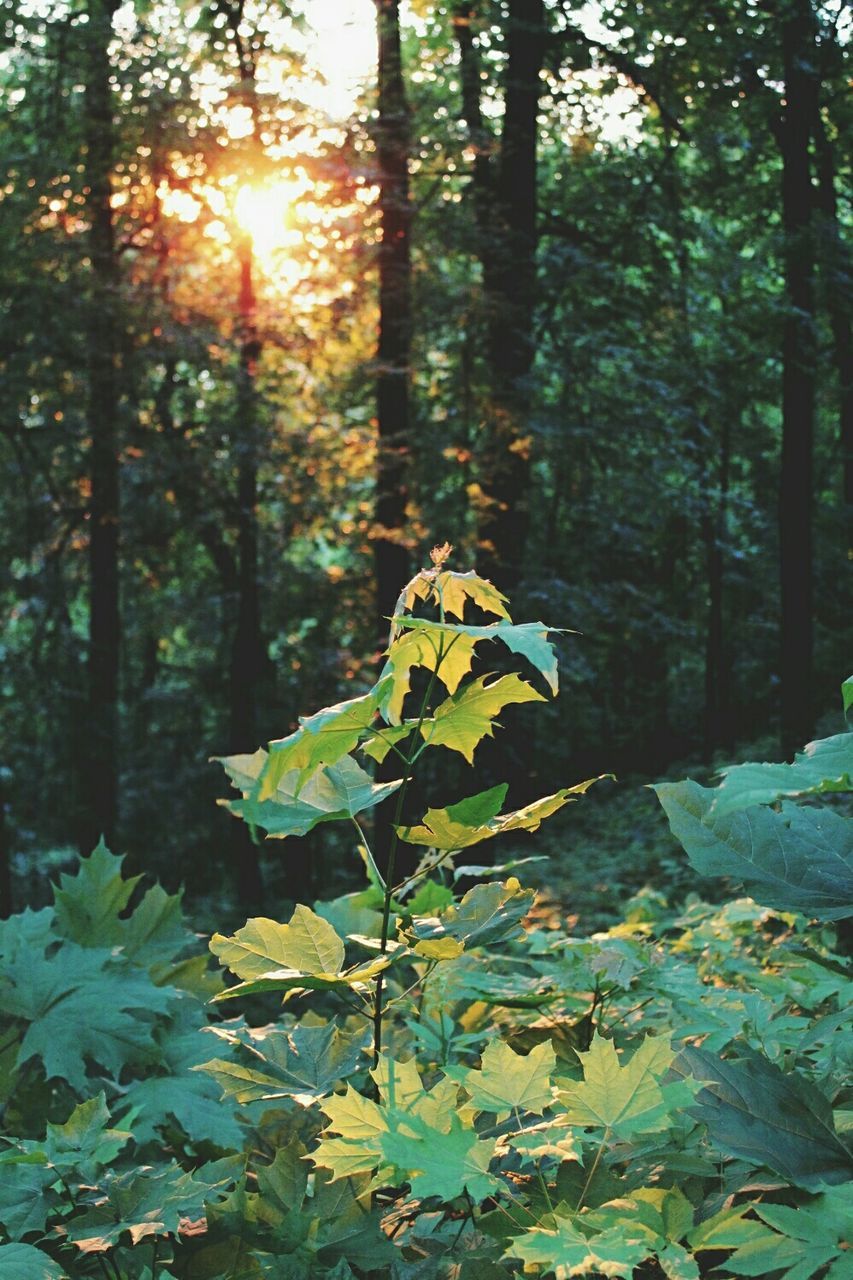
[
  {"xmin": 392, "ymin": 617, "xmax": 563, "ymax": 694},
  {"xmin": 211, "ymin": 907, "xmax": 345, "ymax": 981},
  {"xmin": 559, "ymin": 1034, "xmax": 693, "ymax": 1138},
  {"xmin": 423, "ymin": 673, "xmax": 546, "ymax": 763},
  {"xmin": 380, "ymin": 628, "xmax": 479, "ymax": 724},
  {"xmin": 257, "ymin": 682, "xmax": 390, "ymax": 798},
  {"xmin": 506, "ymin": 1214, "xmax": 655, "ymax": 1279},
  {"xmin": 399, "ymin": 779, "xmax": 600, "ymax": 852},
  {"xmin": 220, "ymin": 753, "xmax": 402, "ymax": 839},
  {"xmin": 456, "ymin": 1039, "xmax": 555, "ymax": 1114}
]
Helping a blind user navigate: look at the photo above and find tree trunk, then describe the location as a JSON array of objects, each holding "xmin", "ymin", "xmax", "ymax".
[
  {"xmin": 477, "ymin": 0, "xmax": 544, "ymax": 589},
  {"xmin": 811, "ymin": 106, "xmax": 853, "ymax": 508},
  {"xmin": 228, "ymin": 235, "xmax": 265, "ymax": 908},
  {"xmin": 374, "ymin": 0, "xmax": 412, "ymax": 644},
  {"xmin": 703, "ymin": 413, "xmax": 732, "ymax": 758},
  {"xmin": 82, "ymin": 0, "xmax": 121, "ymax": 852},
  {"xmin": 779, "ymin": 0, "xmax": 818, "ymax": 754}
]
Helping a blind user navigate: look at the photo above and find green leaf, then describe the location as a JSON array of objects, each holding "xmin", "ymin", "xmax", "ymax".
[
  {"xmin": 66, "ymin": 1158, "xmax": 239, "ymax": 1251},
  {"xmin": 1, "ymin": 942, "xmax": 173, "ymax": 1091},
  {"xmin": 405, "ymin": 879, "xmax": 534, "ymax": 953},
  {"xmin": 211, "ymin": 906, "xmax": 346, "ymax": 980},
  {"xmin": 399, "ymin": 779, "xmax": 600, "ymax": 852},
  {"xmin": 0, "ymin": 1244, "xmax": 67, "ymax": 1279},
  {"xmin": 392, "ymin": 617, "xmax": 563, "ymax": 694},
  {"xmin": 257, "ymin": 682, "xmax": 390, "ymax": 799},
  {"xmin": 256, "ymin": 1141, "xmax": 309, "ymax": 1217},
  {"xmin": 380, "ymin": 1112, "xmax": 500, "ymax": 1203},
  {"xmin": 221, "ymin": 753, "xmax": 402, "ymax": 839},
  {"xmin": 0, "ymin": 1162, "xmax": 58, "ymax": 1240},
  {"xmin": 423, "ymin": 674, "xmax": 546, "ymax": 763},
  {"xmin": 199, "ymin": 1020, "xmax": 369, "ymax": 1104},
  {"xmin": 654, "ymin": 779, "xmax": 853, "ymax": 920},
  {"xmin": 559, "ymin": 1034, "xmax": 695, "ymax": 1139},
  {"xmin": 53, "ymin": 840, "xmax": 140, "ymax": 947},
  {"xmin": 729, "ymin": 1187, "xmax": 853, "ymax": 1280},
  {"xmin": 710, "ymin": 732, "xmax": 853, "ymax": 815},
  {"xmin": 119, "ymin": 883, "xmax": 190, "ymax": 966},
  {"xmin": 45, "ymin": 1094, "xmax": 131, "ymax": 1175},
  {"xmin": 455, "ymin": 1039, "xmax": 556, "ymax": 1114},
  {"xmin": 842, "ymin": 676, "xmax": 852, "ymax": 720},
  {"xmin": 117, "ymin": 1018, "xmax": 246, "ymax": 1149},
  {"xmin": 505, "ymin": 1214, "xmax": 655, "ymax": 1279},
  {"xmin": 676, "ymin": 1044, "xmax": 853, "ymax": 1190},
  {"xmin": 316, "ymin": 1057, "xmax": 499, "ymax": 1204},
  {"xmin": 405, "ymin": 878, "xmax": 455, "ymax": 914}
]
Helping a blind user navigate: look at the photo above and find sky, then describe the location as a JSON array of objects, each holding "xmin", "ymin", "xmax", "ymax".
[{"xmin": 302, "ymin": 0, "xmax": 377, "ymax": 120}]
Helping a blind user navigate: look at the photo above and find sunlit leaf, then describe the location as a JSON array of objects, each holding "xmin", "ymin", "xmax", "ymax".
[
  {"xmin": 399, "ymin": 779, "xmax": 601, "ymax": 852},
  {"xmin": 559, "ymin": 1034, "xmax": 695, "ymax": 1138},
  {"xmin": 392, "ymin": 617, "xmax": 563, "ymax": 693},
  {"xmin": 423, "ymin": 673, "xmax": 546, "ymax": 762},
  {"xmin": 211, "ymin": 907, "xmax": 345, "ymax": 981},
  {"xmin": 220, "ymin": 753, "xmax": 401, "ymax": 839},
  {"xmin": 257, "ymin": 681, "xmax": 391, "ymax": 798},
  {"xmin": 454, "ymin": 1039, "xmax": 556, "ymax": 1114}
]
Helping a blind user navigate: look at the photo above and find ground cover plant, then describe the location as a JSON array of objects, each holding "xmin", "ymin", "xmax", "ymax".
[{"xmin": 0, "ymin": 557, "xmax": 851, "ymax": 1279}]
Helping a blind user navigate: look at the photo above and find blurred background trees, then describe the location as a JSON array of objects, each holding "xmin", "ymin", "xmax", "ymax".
[{"xmin": 0, "ymin": 0, "xmax": 849, "ymax": 914}]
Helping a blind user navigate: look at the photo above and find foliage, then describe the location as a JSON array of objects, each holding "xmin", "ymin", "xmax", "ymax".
[{"xmin": 1, "ymin": 567, "xmax": 851, "ymax": 1278}]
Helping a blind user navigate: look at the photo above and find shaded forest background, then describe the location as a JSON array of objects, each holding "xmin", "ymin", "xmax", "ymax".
[{"xmin": 0, "ymin": 0, "xmax": 849, "ymax": 916}]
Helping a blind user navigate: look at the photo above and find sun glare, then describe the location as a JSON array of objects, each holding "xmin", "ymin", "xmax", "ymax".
[{"xmin": 233, "ymin": 180, "xmax": 305, "ymax": 260}]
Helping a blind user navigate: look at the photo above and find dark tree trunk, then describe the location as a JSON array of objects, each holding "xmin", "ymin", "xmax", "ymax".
[
  {"xmin": 374, "ymin": 0, "xmax": 412, "ymax": 644},
  {"xmin": 82, "ymin": 0, "xmax": 121, "ymax": 852},
  {"xmin": 477, "ymin": 0, "xmax": 544, "ymax": 589},
  {"xmin": 0, "ymin": 769, "xmax": 10, "ymax": 919},
  {"xmin": 703, "ymin": 413, "xmax": 732, "ymax": 758},
  {"xmin": 811, "ymin": 107, "xmax": 853, "ymax": 508},
  {"xmin": 779, "ymin": 0, "xmax": 818, "ymax": 753},
  {"xmin": 228, "ymin": 237, "xmax": 265, "ymax": 908}
]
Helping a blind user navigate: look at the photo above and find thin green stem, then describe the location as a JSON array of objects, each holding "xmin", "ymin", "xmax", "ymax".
[
  {"xmin": 382, "ymin": 961, "xmax": 437, "ymax": 1011},
  {"xmin": 351, "ymin": 817, "xmax": 386, "ymax": 891},
  {"xmin": 151, "ymin": 1237, "xmax": 159, "ymax": 1280},
  {"xmin": 373, "ymin": 637, "xmax": 446, "ymax": 1061},
  {"xmin": 574, "ymin": 1130, "xmax": 609, "ymax": 1214}
]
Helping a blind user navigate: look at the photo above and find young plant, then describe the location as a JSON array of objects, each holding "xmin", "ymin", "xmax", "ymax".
[{"xmin": 213, "ymin": 544, "xmax": 602, "ymax": 1059}]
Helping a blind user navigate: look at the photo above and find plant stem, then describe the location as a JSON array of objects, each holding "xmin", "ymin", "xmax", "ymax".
[
  {"xmin": 574, "ymin": 1131, "xmax": 608, "ymax": 1214},
  {"xmin": 372, "ymin": 638, "xmax": 445, "ymax": 1061}
]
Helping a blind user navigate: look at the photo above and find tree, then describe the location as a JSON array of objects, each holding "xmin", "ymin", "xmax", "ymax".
[
  {"xmin": 373, "ymin": 0, "xmax": 413, "ymax": 639},
  {"xmin": 82, "ymin": 0, "xmax": 122, "ymax": 850}
]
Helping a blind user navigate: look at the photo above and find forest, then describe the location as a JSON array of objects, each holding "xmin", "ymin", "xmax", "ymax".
[{"xmin": 0, "ymin": 1, "xmax": 851, "ymax": 1278}]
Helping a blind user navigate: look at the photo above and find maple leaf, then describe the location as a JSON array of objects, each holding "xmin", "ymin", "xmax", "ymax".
[
  {"xmin": 399, "ymin": 779, "xmax": 601, "ymax": 852},
  {"xmin": 454, "ymin": 1039, "xmax": 556, "ymax": 1115},
  {"xmin": 423, "ymin": 673, "xmax": 546, "ymax": 762},
  {"xmin": 559, "ymin": 1034, "xmax": 694, "ymax": 1139}
]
